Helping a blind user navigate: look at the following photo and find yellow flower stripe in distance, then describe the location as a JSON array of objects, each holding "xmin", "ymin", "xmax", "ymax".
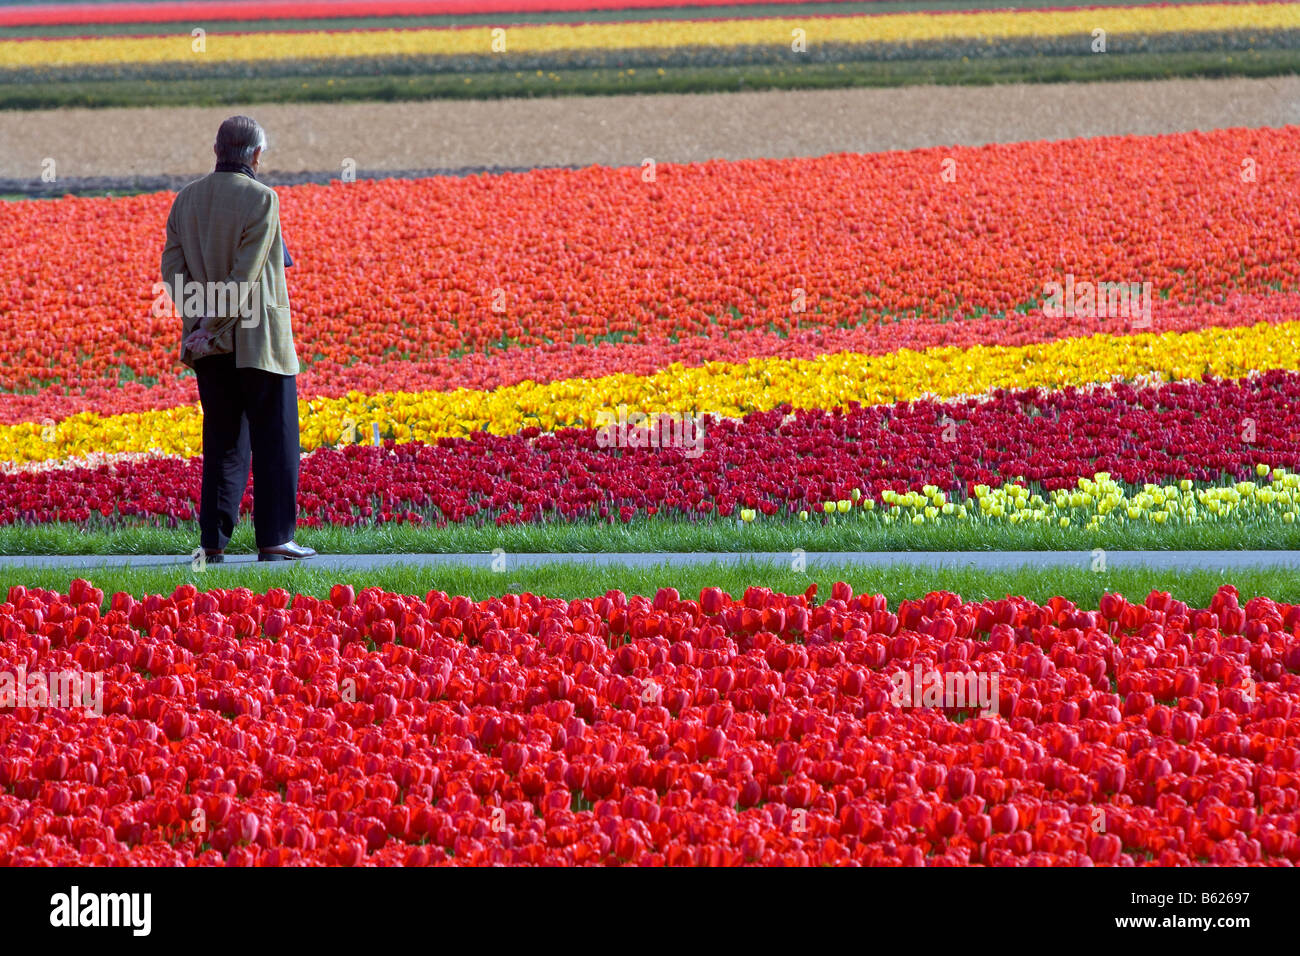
[
  {"xmin": 1, "ymin": 3, "xmax": 1294, "ymax": 67},
  {"xmin": 804, "ymin": 468, "xmax": 1300, "ymax": 529},
  {"xmin": 4, "ymin": 318, "xmax": 1300, "ymax": 464}
]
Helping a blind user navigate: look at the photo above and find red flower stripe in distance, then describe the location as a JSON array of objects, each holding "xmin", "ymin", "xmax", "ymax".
[
  {"xmin": 5, "ymin": 370, "xmax": 1300, "ymax": 526},
  {"xmin": 0, "ymin": 581, "xmax": 1295, "ymax": 865},
  {"xmin": 0, "ymin": 0, "xmax": 890, "ymax": 29}
]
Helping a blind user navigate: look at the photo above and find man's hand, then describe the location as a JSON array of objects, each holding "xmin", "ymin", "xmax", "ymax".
[{"xmin": 184, "ymin": 327, "xmax": 219, "ymax": 358}]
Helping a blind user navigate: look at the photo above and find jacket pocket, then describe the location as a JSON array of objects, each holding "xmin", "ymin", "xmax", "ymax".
[{"xmin": 265, "ymin": 305, "xmax": 293, "ymax": 340}]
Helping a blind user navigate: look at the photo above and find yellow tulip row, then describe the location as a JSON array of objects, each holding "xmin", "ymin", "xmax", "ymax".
[
  {"xmin": 0, "ymin": 3, "xmax": 1290, "ymax": 68},
  {"xmin": 3, "ymin": 318, "xmax": 1299, "ymax": 465},
  {"xmin": 785, "ymin": 469, "xmax": 1300, "ymax": 528}
]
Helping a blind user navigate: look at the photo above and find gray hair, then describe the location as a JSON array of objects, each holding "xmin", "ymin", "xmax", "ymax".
[{"xmin": 214, "ymin": 115, "xmax": 267, "ymax": 165}]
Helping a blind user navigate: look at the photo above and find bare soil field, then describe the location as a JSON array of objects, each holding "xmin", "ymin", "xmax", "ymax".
[{"xmin": 2, "ymin": 75, "xmax": 1297, "ymax": 189}]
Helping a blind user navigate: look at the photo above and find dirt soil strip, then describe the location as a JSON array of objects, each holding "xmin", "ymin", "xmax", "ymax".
[{"xmin": 2, "ymin": 75, "xmax": 1298, "ymax": 186}]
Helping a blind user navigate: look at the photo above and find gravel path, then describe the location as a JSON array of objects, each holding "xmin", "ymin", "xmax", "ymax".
[
  {"xmin": 3, "ymin": 75, "xmax": 1298, "ymax": 185},
  {"xmin": 2, "ymin": 551, "xmax": 1299, "ymax": 571}
]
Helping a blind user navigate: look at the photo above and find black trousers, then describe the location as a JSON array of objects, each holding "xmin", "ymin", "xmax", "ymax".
[{"xmin": 194, "ymin": 352, "xmax": 300, "ymax": 550}]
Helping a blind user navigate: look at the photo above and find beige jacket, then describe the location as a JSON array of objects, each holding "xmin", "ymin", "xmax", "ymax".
[{"xmin": 162, "ymin": 171, "xmax": 300, "ymax": 376}]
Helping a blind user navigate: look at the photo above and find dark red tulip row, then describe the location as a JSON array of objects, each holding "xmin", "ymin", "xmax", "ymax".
[
  {"xmin": 0, "ymin": 580, "xmax": 1297, "ymax": 865},
  {"xmin": 4, "ymin": 368, "xmax": 1300, "ymax": 526}
]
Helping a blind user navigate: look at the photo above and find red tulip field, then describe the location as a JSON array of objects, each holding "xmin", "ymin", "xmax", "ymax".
[
  {"xmin": 1, "ymin": 0, "xmax": 1294, "ymax": 893},
  {"xmin": 1, "ymin": 578, "xmax": 1297, "ymax": 866},
  {"xmin": 4, "ymin": 115, "xmax": 1299, "ymax": 876}
]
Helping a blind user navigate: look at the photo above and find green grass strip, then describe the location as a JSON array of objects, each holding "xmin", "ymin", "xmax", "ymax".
[
  {"xmin": 12, "ymin": 29, "xmax": 1292, "ymax": 85},
  {"xmin": 2, "ymin": 513, "xmax": 1300, "ymax": 555},
  {"xmin": 1, "ymin": 560, "xmax": 1293, "ymax": 609},
  {"xmin": 0, "ymin": 48, "xmax": 1294, "ymax": 109}
]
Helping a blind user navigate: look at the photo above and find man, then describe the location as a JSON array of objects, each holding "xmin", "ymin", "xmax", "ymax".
[{"xmin": 161, "ymin": 115, "xmax": 316, "ymax": 562}]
